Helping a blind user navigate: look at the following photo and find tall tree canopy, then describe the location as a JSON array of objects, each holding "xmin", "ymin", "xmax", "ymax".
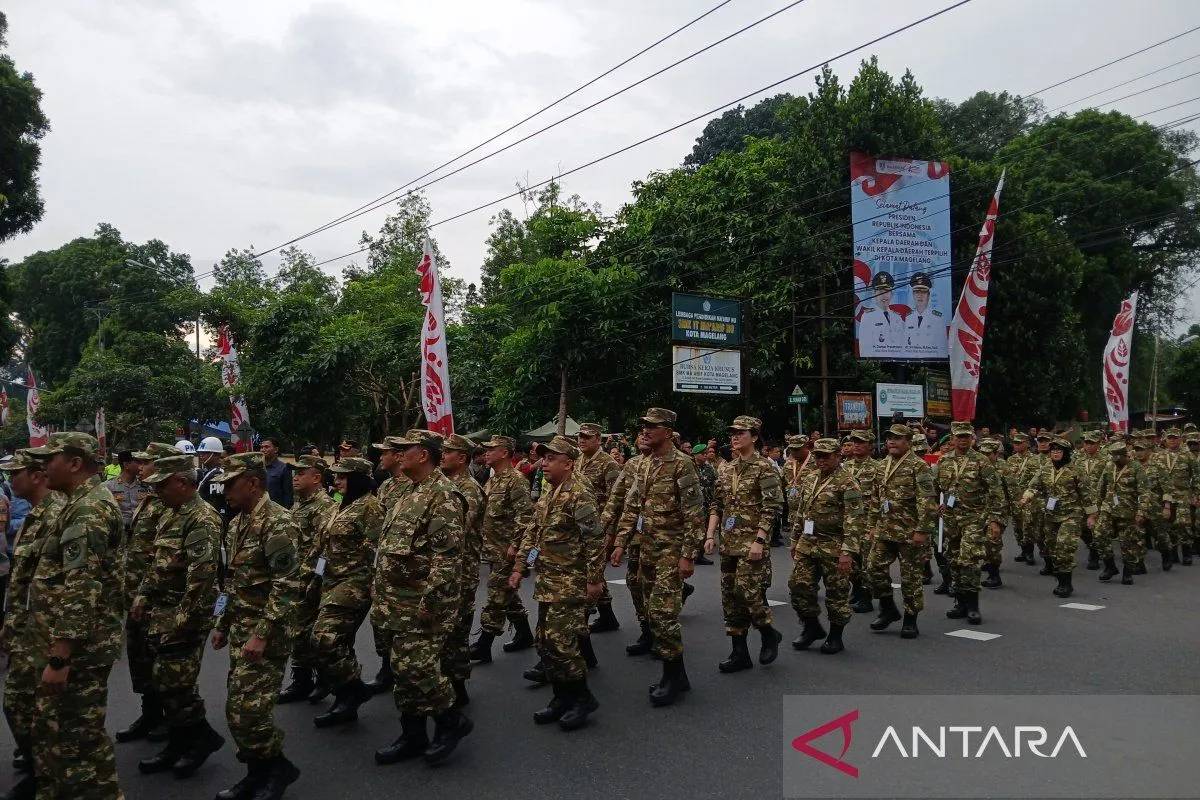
[{"xmin": 0, "ymin": 12, "xmax": 50, "ymax": 243}]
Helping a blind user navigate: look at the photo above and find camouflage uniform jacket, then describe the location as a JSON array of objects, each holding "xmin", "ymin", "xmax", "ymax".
[
  {"xmin": 600, "ymin": 454, "xmax": 644, "ymax": 539},
  {"xmin": 216, "ymin": 493, "xmax": 304, "ymax": 645},
  {"xmin": 791, "ymin": 464, "xmax": 865, "ymax": 555},
  {"xmin": 1, "ymin": 491, "xmax": 65, "ymax": 651},
  {"xmin": 615, "ymin": 447, "xmax": 706, "ymax": 559},
  {"xmin": 782, "ymin": 459, "xmax": 809, "ymax": 524},
  {"xmin": 935, "ymin": 449, "xmax": 1005, "ymax": 527},
  {"xmin": 30, "ymin": 475, "xmax": 124, "ymax": 660},
  {"xmin": 1076, "ymin": 452, "xmax": 1106, "ymax": 496},
  {"xmin": 573, "ymin": 449, "xmax": 620, "ymax": 510},
  {"xmin": 135, "ymin": 494, "xmax": 221, "ymax": 642},
  {"xmin": 1022, "ymin": 462, "xmax": 1099, "ymax": 522},
  {"xmin": 126, "ymin": 493, "xmax": 171, "ymax": 607},
  {"xmin": 696, "ymin": 461, "xmax": 718, "ymax": 517},
  {"xmin": 292, "ymin": 490, "xmax": 336, "ymax": 579},
  {"xmin": 450, "ymin": 471, "xmax": 486, "ymax": 582},
  {"xmin": 871, "ymin": 450, "xmax": 937, "ymax": 541},
  {"xmin": 480, "ymin": 466, "xmax": 534, "ymax": 563},
  {"xmin": 1005, "ymin": 452, "xmax": 1040, "ymax": 494},
  {"xmin": 1153, "ymin": 449, "xmax": 1198, "ymax": 506},
  {"xmin": 372, "ymin": 469, "xmax": 465, "ymax": 628},
  {"xmin": 845, "ymin": 457, "xmax": 876, "ymax": 527},
  {"xmin": 710, "ymin": 451, "xmax": 783, "ymax": 557},
  {"xmin": 377, "ymin": 474, "xmax": 413, "ymax": 513},
  {"xmin": 514, "ymin": 476, "xmax": 602, "ymax": 602},
  {"xmin": 311, "ymin": 494, "xmax": 382, "ymax": 592},
  {"xmin": 1097, "ymin": 460, "xmax": 1153, "ymax": 522}
]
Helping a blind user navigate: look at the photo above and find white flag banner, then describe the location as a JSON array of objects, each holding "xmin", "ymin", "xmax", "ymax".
[
  {"xmin": 416, "ymin": 238, "xmax": 454, "ymax": 435},
  {"xmin": 1102, "ymin": 291, "xmax": 1139, "ymax": 433},
  {"xmin": 25, "ymin": 368, "xmax": 48, "ymax": 447},
  {"xmin": 95, "ymin": 407, "xmax": 107, "ymax": 456},
  {"xmin": 216, "ymin": 325, "xmax": 252, "ymax": 450},
  {"xmin": 948, "ymin": 171, "xmax": 1005, "ymax": 421}
]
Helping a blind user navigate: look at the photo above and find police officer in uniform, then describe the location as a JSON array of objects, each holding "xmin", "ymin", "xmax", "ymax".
[
  {"xmin": 859, "ymin": 272, "xmax": 905, "ymax": 349},
  {"xmin": 903, "ymin": 272, "xmax": 944, "ymax": 352}
]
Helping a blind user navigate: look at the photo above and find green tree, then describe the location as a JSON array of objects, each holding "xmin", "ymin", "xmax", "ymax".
[
  {"xmin": 684, "ymin": 94, "xmax": 793, "ymax": 167},
  {"xmin": 0, "ymin": 13, "xmax": 50, "ymax": 242}
]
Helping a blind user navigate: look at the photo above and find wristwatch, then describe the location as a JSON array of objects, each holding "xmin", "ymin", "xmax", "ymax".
[
  {"xmin": 47, "ymin": 655, "xmax": 69, "ymax": 670},
  {"xmin": 754, "ymin": 534, "xmax": 768, "ymax": 544}
]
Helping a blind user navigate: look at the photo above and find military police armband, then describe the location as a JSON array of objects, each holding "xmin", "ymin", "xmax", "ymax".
[{"xmin": 60, "ymin": 525, "xmax": 90, "ymax": 571}]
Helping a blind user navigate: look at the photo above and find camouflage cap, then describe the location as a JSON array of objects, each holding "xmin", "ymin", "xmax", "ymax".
[
  {"xmin": 638, "ymin": 407, "xmax": 677, "ymax": 427},
  {"xmin": 577, "ymin": 423, "xmax": 603, "ymax": 437},
  {"xmin": 396, "ymin": 429, "xmax": 443, "ymax": 450},
  {"xmin": 1184, "ymin": 422, "xmax": 1198, "ymax": 433},
  {"xmin": 211, "ymin": 451, "xmax": 265, "ymax": 483},
  {"xmin": 871, "ymin": 271, "xmax": 895, "ymax": 290},
  {"xmin": 442, "ymin": 433, "xmax": 476, "ymax": 453},
  {"xmin": 329, "ymin": 456, "xmax": 373, "ymax": 475},
  {"xmin": 481, "ymin": 434, "xmax": 516, "ymax": 451},
  {"xmin": 1165, "ymin": 427, "xmax": 1182, "ymax": 438},
  {"xmin": 28, "ymin": 431, "xmax": 101, "ymax": 459},
  {"xmin": 912, "ymin": 432, "xmax": 930, "ymax": 446},
  {"xmin": 371, "ymin": 435, "xmax": 410, "ymax": 451},
  {"xmin": 294, "ymin": 454, "xmax": 328, "ymax": 473},
  {"xmin": 1034, "ymin": 432, "xmax": 1052, "ymax": 442},
  {"xmin": 727, "ymin": 415, "xmax": 762, "ymax": 432},
  {"xmin": 1081, "ymin": 430, "xmax": 1103, "ymax": 443},
  {"xmin": 950, "ymin": 421, "xmax": 975, "ymax": 436},
  {"xmin": 1108, "ymin": 441, "xmax": 1129, "ymax": 456},
  {"xmin": 1010, "ymin": 432, "xmax": 1029, "ymax": 443},
  {"xmin": 0, "ymin": 449, "xmax": 41, "ymax": 472},
  {"xmin": 536, "ymin": 435, "xmax": 580, "ymax": 460},
  {"xmin": 1187, "ymin": 432, "xmax": 1200, "ymax": 444},
  {"xmin": 884, "ymin": 423, "xmax": 913, "ymax": 439},
  {"xmin": 847, "ymin": 430, "xmax": 873, "ymax": 444},
  {"xmin": 977, "ymin": 438, "xmax": 1001, "ymax": 454},
  {"xmin": 812, "ymin": 437, "xmax": 840, "ymax": 455},
  {"xmin": 1133, "ymin": 440, "xmax": 1153, "ymax": 451},
  {"xmin": 131, "ymin": 441, "xmax": 183, "ymax": 460},
  {"xmin": 785, "ymin": 434, "xmax": 808, "ymax": 450},
  {"xmin": 1050, "ymin": 435, "xmax": 1073, "ymax": 450},
  {"xmin": 143, "ymin": 454, "xmax": 198, "ymax": 485}
]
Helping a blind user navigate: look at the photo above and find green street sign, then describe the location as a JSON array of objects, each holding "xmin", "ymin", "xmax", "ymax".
[{"xmin": 789, "ymin": 393, "xmax": 809, "ymax": 405}]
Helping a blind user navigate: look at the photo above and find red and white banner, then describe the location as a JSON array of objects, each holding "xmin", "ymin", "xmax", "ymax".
[
  {"xmin": 0, "ymin": 387, "xmax": 9, "ymax": 426},
  {"xmin": 416, "ymin": 237, "xmax": 454, "ymax": 436},
  {"xmin": 25, "ymin": 368, "xmax": 48, "ymax": 447},
  {"xmin": 1102, "ymin": 291, "xmax": 1139, "ymax": 433},
  {"xmin": 95, "ymin": 407, "xmax": 107, "ymax": 456},
  {"xmin": 948, "ymin": 172, "xmax": 1005, "ymax": 421},
  {"xmin": 216, "ymin": 325, "xmax": 252, "ymax": 451}
]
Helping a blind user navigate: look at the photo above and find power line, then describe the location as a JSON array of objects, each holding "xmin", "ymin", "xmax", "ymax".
[
  {"xmin": 1047, "ymin": 67, "xmax": 1200, "ymax": 115},
  {"xmin": 1024, "ymin": 24, "xmax": 1200, "ymax": 96},
  {"xmin": 1040, "ymin": 51, "xmax": 1200, "ymax": 111}
]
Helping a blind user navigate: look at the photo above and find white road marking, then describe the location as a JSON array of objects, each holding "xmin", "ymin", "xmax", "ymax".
[
  {"xmin": 1060, "ymin": 602, "xmax": 1105, "ymax": 611},
  {"xmin": 892, "ymin": 583, "xmax": 902, "ymax": 589},
  {"xmin": 608, "ymin": 579, "xmax": 627, "ymax": 585},
  {"xmin": 767, "ymin": 599, "xmax": 787, "ymax": 607},
  {"xmin": 944, "ymin": 629, "xmax": 1002, "ymax": 641}
]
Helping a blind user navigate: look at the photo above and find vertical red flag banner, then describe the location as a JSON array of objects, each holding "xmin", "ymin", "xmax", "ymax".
[
  {"xmin": 948, "ymin": 172, "xmax": 1005, "ymax": 421},
  {"xmin": 416, "ymin": 237, "xmax": 454, "ymax": 435},
  {"xmin": 216, "ymin": 325, "xmax": 253, "ymax": 452},
  {"xmin": 1102, "ymin": 291, "xmax": 1139, "ymax": 433},
  {"xmin": 0, "ymin": 387, "xmax": 9, "ymax": 425},
  {"xmin": 95, "ymin": 407, "xmax": 107, "ymax": 457},
  {"xmin": 25, "ymin": 368, "xmax": 48, "ymax": 447}
]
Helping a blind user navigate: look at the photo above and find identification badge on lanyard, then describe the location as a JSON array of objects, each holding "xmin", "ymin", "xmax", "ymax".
[
  {"xmin": 788, "ymin": 487, "xmax": 798, "ymax": 498},
  {"xmin": 525, "ymin": 547, "xmax": 540, "ymax": 567},
  {"xmin": 314, "ymin": 556, "xmax": 327, "ymax": 577},
  {"xmin": 1111, "ymin": 494, "xmax": 1119, "ymax": 508},
  {"xmin": 945, "ymin": 494, "xmax": 957, "ymax": 508},
  {"xmin": 724, "ymin": 516, "xmax": 736, "ymax": 531},
  {"xmin": 636, "ymin": 514, "xmax": 644, "ymax": 532},
  {"xmin": 213, "ymin": 592, "xmax": 229, "ymax": 617},
  {"xmin": 802, "ymin": 519, "xmax": 815, "ymax": 536},
  {"xmin": 882, "ymin": 499, "xmax": 892, "ymax": 514},
  {"xmin": 1046, "ymin": 496, "xmax": 1059, "ymax": 511}
]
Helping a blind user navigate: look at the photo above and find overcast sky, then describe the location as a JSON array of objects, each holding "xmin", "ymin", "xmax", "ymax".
[{"xmin": 4, "ymin": 0, "xmax": 1199, "ymax": 329}]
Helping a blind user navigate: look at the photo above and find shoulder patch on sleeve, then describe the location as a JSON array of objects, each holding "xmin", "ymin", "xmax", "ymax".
[{"xmin": 61, "ymin": 524, "xmax": 89, "ymax": 571}]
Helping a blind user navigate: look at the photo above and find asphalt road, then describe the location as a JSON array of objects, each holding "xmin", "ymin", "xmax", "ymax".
[{"xmin": 3, "ymin": 533, "xmax": 1198, "ymax": 800}]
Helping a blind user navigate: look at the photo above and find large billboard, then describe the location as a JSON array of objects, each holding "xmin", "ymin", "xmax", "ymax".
[
  {"xmin": 851, "ymin": 152, "xmax": 952, "ymax": 361},
  {"xmin": 671, "ymin": 292, "xmax": 742, "ymax": 346}
]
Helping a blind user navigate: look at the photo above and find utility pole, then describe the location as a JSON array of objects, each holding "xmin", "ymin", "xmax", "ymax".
[
  {"xmin": 818, "ymin": 277, "xmax": 830, "ymax": 435},
  {"xmin": 1148, "ymin": 334, "xmax": 1160, "ymax": 433}
]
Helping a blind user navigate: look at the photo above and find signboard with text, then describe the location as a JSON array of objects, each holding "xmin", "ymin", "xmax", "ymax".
[
  {"xmin": 672, "ymin": 346, "xmax": 741, "ymax": 395},
  {"xmin": 671, "ymin": 292, "xmax": 742, "ymax": 346},
  {"xmin": 925, "ymin": 370, "xmax": 952, "ymax": 420},
  {"xmin": 835, "ymin": 392, "xmax": 873, "ymax": 431},
  {"xmin": 875, "ymin": 382, "xmax": 925, "ymax": 420}
]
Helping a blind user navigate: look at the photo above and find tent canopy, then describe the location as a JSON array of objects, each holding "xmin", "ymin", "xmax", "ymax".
[{"xmin": 524, "ymin": 416, "xmax": 581, "ymax": 441}]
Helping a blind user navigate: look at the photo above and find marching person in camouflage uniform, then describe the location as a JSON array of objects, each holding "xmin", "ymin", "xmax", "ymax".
[
  {"xmin": 365, "ymin": 435, "xmax": 415, "ymax": 695},
  {"xmin": 372, "ymin": 430, "xmax": 473, "ymax": 766},
  {"xmin": 26, "ymin": 433, "xmax": 125, "ymax": 800},
  {"xmin": 117, "ymin": 441, "xmax": 183, "ymax": 745},
  {"xmin": 308, "ymin": 457, "xmax": 383, "ymax": 728},
  {"xmin": 603, "ymin": 434, "xmax": 652, "ymax": 655},
  {"xmin": 510, "ymin": 435, "xmax": 604, "ymax": 730},
  {"xmin": 0, "ymin": 450, "xmax": 64, "ymax": 799},
  {"xmin": 1076, "ymin": 431, "xmax": 1107, "ymax": 569},
  {"xmin": 439, "ymin": 434, "xmax": 486, "ymax": 708},
  {"xmin": 278, "ymin": 455, "xmax": 337, "ymax": 705},
  {"xmin": 844, "ymin": 430, "xmax": 877, "ymax": 613},
  {"xmin": 936, "ymin": 421, "xmax": 1004, "ymax": 625},
  {"xmin": 1019, "ymin": 436, "xmax": 1098, "ymax": 599},
  {"xmin": 573, "ymin": 423, "xmax": 622, "ymax": 633},
  {"xmin": 470, "ymin": 435, "xmax": 535, "ymax": 663},
  {"xmin": 978, "ymin": 438, "xmax": 1014, "ymax": 588},
  {"xmin": 788, "ymin": 438, "xmax": 864, "ymax": 655},
  {"xmin": 1005, "ymin": 432, "xmax": 1038, "ymax": 566},
  {"xmin": 1154, "ymin": 428, "xmax": 1197, "ymax": 566},
  {"xmin": 211, "ymin": 451, "xmax": 306, "ymax": 800},
  {"xmin": 1132, "ymin": 433, "xmax": 1172, "ymax": 571},
  {"xmin": 1093, "ymin": 441, "xmax": 1151, "ymax": 584},
  {"xmin": 705, "ymin": 415, "xmax": 784, "ymax": 673},
  {"xmin": 1187, "ymin": 431, "xmax": 1200, "ymax": 564},
  {"xmin": 1030, "ymin": 432, "xmax": 1056, "ymax": 573},
  {"xmin": 612, "ymin": 408, "xmax": 705, "ymax": 707},
  {"xmin": 131, "ymin": 454, "xmax": 225, "ymax": 778},
  {"xmin": 868, "ymin": 424, "xmax": 937, "ymax": 639}
]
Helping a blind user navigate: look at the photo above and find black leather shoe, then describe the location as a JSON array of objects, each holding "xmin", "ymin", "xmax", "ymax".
[
  {"xmin": 523, "ymin": 659, "xmax": 548, "ymax": 684},
  {"xmin": 870, "ymin": 596, "xmax": 901, "ymax": 631},
  {"xmin": 588, "ymin": 603, "xmax": 621, "ymax": 633},
  {"xmin": 534, "ymin": 685, "xmax": 570, "ymax": 724},
  {"xmin": 757, "ymin": 625, "xmax": 782, "ymax": 665},
  {"xmin": 625, "ymin": 621, "xmax": 653, "ymax": 656},
  {"xmin": 469, "ymin": 631, "xmax": 495, "ymax": 663},
  {"xmin": 214, "ymin": 758, "xmax": 268, "ymax": 800},
  {"xmin": 137, "ymin": 727, "xmax": 188, "ymax": 774},
  {"xmin": 900, "ymin": 613, "xmax": 919, "ymax": 639},
  {"xmin": 502, "ymin": 618, "xmax": 534, "ymax": 653},
  {"xmin": 364, "ymin": 658, "xmax": 394, "ymax": 695},
  {"xmin": 314, "ymin": 679, "xmax": 370, "ymax": 728},
  {"xmin": 277, "ymin": 666, "xmax": 314, "ymax": 704},
  {"xmin": 173, "ymin": 721, "xmax": 225, "ymax": 779},
  {"xmin": 116, "ymin": 694, "xmax": 164, "ymax": 743},
  {"xmin": 718, "ymin": 634, "xmax": 753, "ymax": 673},
  {"xmin": 792, "ymin": 617, "xmax": 827, "ymax": 650},
  {"xmin": 249, "ymin": 754, "xmax": 299, "ymax": 800},
  {"xmin": 558, "ymin": 679, "xmax": 598, "ymax": 731},
  {"xmin": 424, "ymin": 709, "xmax": 473, "ymax": 764},
  {"xmin": 819, "ymin": 624, "xmax": 845, "ymax": 654},
  {"xmin": 375, "ymin": 715, "xmax": 429, "ymax": 765}
]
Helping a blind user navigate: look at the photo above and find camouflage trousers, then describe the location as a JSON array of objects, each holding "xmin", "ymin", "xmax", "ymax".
[
  {"xmin": 1094, "ymin": 513, "xmax": 1145, "ymax": 566},
  {"xmin": 311, "ymin": 596, "xmax": 370, "ymax": 687},
  {"xmin": 372, "ymin": 624, "xmax": 392, "ymax": 660},
  {"xmin": 33, "ymin": 655, "xmax": 120, "ymax": 800},
  {"xmin": 1044, "ymin": 516, "xmax": 1082, "ymax": 573},
  {"xmin": 944, "ymin": 516, "xmax": 987, "ymax": 594},
  {"xmin": 1020, "ymin": 505, "xmax": 1041, "ymax": 550},
  {"xmin": 152, "ymin": 638, "xmax": 207, "ymax": 727},
  {"xmin": 479, "ymin": 560, "xmax": 528, "ymax": 635},
  {"xmin": 788, "ymin": 537, "xmax": 851, "ymax": 626},
  {"xmin": 2, "ymin": 643, "xmax": 41, "ymax": 751},
  {"xmin": 719, "ymin": 554, "xmax": 773, "ymax": 635},
  {"xmin": 626, "ymin": 545, "xmax": 645, "ymax": 622},
  {"xmin": 638, "ymin": 542, "xmax": 685, "ymax": 660},
  {"xmin": 868, "ymin": 539, "xmax": 926, "ymax": 615},
  {"xmin": 983, "ymin": 521, "xmax": 1005, "ymax": 566},
  {"xmin": 386, "ymin": 607, "xmax": 455, "ymax": 716},
  {"xmin": 288, "ymin": 578, "xmax": 322, "ymax": 670},
  {"xmin": 440, "ymin": 563, "xmax": 481, "ymax": 684},
  {"xmin": 125, "ymin": 612, "xmax": 155, "ymax": 696},
  {"xmin": 225, "ymin": 643, "xmax": 287, "ymax": 761},
  {"xmin": 535, "ymin": 601, "xmax": 587, "ymax": 683},
  {"xmin": 590, "ymin": 536, "xmax": 616, "ymax": 610}
]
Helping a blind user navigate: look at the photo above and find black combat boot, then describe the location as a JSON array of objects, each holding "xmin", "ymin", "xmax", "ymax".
[
  {"xmin": 869, "ymin": 595, "xmax": 902, "ymax": 631},
  {"xmin": 451, "ymin": 679, "xmax": 470, "ymax": 709},
  {"xmin": 523, "ymin": 658, "xmax": 548, "ymax": 684},
  {"xmin": 850, "ymin": 582, "xmax": 874, "ymax": 613},
  {"xmin": 172, "ymin": 720, "xmax": 225, "ymax": 779},
  {"xmin": 981, "ymin": 564, "xmax": 1002, "ymax": 589},
  {"xmin": 375, "ymin": 714, "xmax": 429, "ymax": 765},
  {"xmin": 534, "ymin": 683, "xmax": 570, "ymax": 725},
  {"xmin": 503, "ymin": 618, "xmax": 534, "ymax": 653},
  {"xmin": 277, "ymin": 666, "xmax": 314, "ymax": 704},
  {"xmin": 682, "ymin": 582, "xmax": 696, "ymax": 605},
  {"xmin": 12, "ymin": 736, "xmax": 31, "ymax": 773},
  {"xmin": 694, "ymin": 551, "xmax": 714, "ymax": 565},
  {"xmin": 1085, "ymin": 548, "xmax": 1100, "ymax": 570},
  {"xmin": 1171, "ymin": 545, "xmax": 1182, "ymax": 564},
  {"xmin": 1161, "ymin": 547, "xmax": 1174, "ymax": 572},
  {"xmin": 965, "ymin": 591, "xmax": 982, "ymax": 625},
  {"xmin": 819, "ymin": 624, "xmax": 845, "ymax": 655},
  {"xmin": 1098, "ymin": 557, "xmax": 1119, "ymax": 582},
  {"xmin": 313, "ymin": 678, "xmax": 371, "ymax": 728},
  {"xmin": 468, "ymin": 631, "xmax": 495, "ymax": 663},
  {"xmin": 1022, "ymin": 543, "xmax": 1036, "ymax": 565},
  {"xmin": 116, "ymin": 691, "xmax": 164, "ymax": 743},
  {"xmin": 579, "ymin": 635, "xmax": 598, "ymax": 669},
  {"xmin": 933, "ymin": 555, "xmax": 951, "ymax": 595},
  {"xmin": 922, "ymin": 559, "xmax": 934, "ymax": 585},
  {"xmin": 4, "ymin": 772, "xmax": 36, "ymax": 800},
  {"xmin": 900, "ymin": 613, "xmax": 919, "ymax": 638},
  {"xmin": 625, "ymin": 621, "xmax": 654, "ymax": 656},
  {"xmin": 1121, "ymin": 563, "xmax": 1134, "ymax": 585},
  {"xmin": 945, "ymin": 592, "xmax": 967, "ymax": 619},
  {"xmin": 363, "ymin": 657, "xmax": 394, "ymax": 695},
  {"xmin": 307, "ymin": 675, "xmax": 332, "ymax": 704},
  {"xmin": 424, "ymin": 708, "xmax": 474, "ymax": 764},
  {"xmin": 1052, "ymin": 572, "xmax": 1073, "ymax": 598},
  {"xmin": 718, "ymin": 634, "xmax": 753, "ymax": 673},
  {"xmin": 588, "ymin": 602, "xmax": 621, "ymax": 633},
  {"xmin": 792, "ymin": 617, "xmax": 827, "ymax": 650},
  {"xmin": 1182, "ymin": 544, "xmax": 1194, "ymax": 565},
  {"xmin": 649, "ymin": 658, "xmax": 690, "ymax": 707},
  {"xmin": 757, "ymin": 624, "xmax": 783, "ymax": 665},
  {"xmin": 249, "ymin": 754, "xmax": 299, "ymax": 800},
  {"xmin": 1039, "ymin": 554, "xmax": 1054, "ymax": 576},
  {"xmin": 558, "ymin": 678, "xmax": 599, "ymax": 731},
  {"xmin": 137, "ymin": 726, "xmax": 189, "ymax": 774},
  {"xmin": 1134, "ymin": 559, "xmax": 1148, "ymax": 575},
  {"xmin": 215, "ymin": 757, "xmax": 268, "ymax": 800}
]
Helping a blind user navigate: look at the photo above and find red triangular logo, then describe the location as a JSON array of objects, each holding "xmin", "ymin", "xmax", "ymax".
[{"xmin": 791, "ymin": 709, "xmax": 859, "ymax": 778}]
